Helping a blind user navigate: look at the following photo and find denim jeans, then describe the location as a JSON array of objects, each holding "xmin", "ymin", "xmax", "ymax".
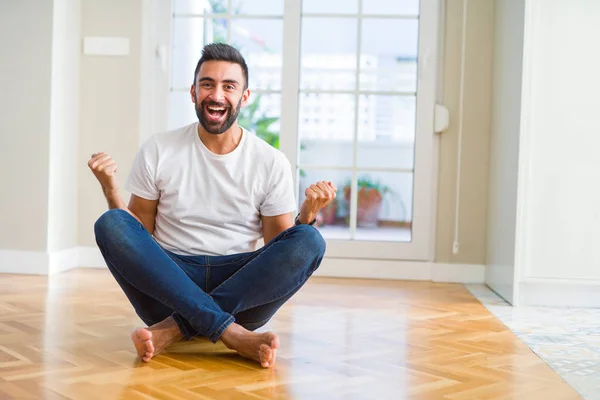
[{"xmin": 94, "ymin": 209, "xmax": 326, "ymax": 343}]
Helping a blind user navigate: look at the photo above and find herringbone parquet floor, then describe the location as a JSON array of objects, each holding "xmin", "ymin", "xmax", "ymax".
[{"xmin": 0, "ymin": 269, "xmax": 581, "ymax": 400}]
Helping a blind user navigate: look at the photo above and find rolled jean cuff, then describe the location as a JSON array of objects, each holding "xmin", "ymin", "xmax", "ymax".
[
  {"xmin": 171, "ymin": 312, "xmax": 235, "ymax": 342},
  {"xmin": 209, "ymin": 315, "xmax": 235, "ymax": 343},
  {"xmin": 171, "ymin": 312, "xmax": 200, "ymax": 341}
]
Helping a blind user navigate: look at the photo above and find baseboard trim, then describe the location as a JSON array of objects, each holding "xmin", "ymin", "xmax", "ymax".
[
  {"xmin": 519, "ymin": 278, "xmax": 600, "ymax": 307},
  {"xmin": 0, "ymin": 246, "xmax": 105, "ymax": 275},
  {"xmin": 49, "ymin": 247, "xmax": 81, "ymax": 275},
  {"xmin": 77, "ymin": 246, "xmax": 106, "ymax": 268},
  {"xmin": 315, "ymin": 258, "xmax": 432, "ymax": 280},
  {"xmin": 315, "ymin": 258, "xmax": 485, "ymax": 283},
  {"xmin": 0, "ymin": 249, "xmax": 49, "ymax": 275},
  {"xmin": 65, "ymin": 248, "xmax": 487, "ymax": 284},
  {"xmin": 0, "ymin": 247, "xmax": 486, "ymax": 284},
  {"xmin": 433, "ymin": 263, "xmax": 486, "ymax": 283}
]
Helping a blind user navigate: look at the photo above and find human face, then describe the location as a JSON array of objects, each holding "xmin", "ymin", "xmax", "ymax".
[{"xmin": 191, "ymin": 61, "xmax": 250, "ymax": 134}]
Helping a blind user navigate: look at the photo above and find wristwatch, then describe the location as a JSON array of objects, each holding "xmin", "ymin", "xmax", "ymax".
[{"xmin": 294, "ymin": 213, "xmax": 316, "ymax": 226}]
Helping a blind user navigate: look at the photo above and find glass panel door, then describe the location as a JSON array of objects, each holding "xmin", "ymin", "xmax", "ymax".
[{"xmin": 295, "ymin": 0, "xmax": 438, "ymax": 260}]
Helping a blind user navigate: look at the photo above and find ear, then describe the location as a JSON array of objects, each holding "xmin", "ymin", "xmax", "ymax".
[
  {"xmin": 240, "ymin": 88, "xmax": 251, "ymax": 108},
  {"xmin": 190, "ymin": 85, "xmax": 196, "ymax": 103}
]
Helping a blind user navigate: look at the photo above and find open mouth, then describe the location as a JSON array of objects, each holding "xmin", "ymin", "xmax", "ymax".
[{"xmin": 204, "ymin": 105, "xmax": 228, "ymax": 123}]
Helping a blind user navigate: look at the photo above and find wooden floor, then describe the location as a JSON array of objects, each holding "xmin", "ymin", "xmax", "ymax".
[{"xmin": 0, "ymin": 269, "xmax": 581, "ymax": 400}]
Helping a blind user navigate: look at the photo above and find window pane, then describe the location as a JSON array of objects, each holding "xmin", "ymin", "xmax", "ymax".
[
  {"xmin": 299, "ymin": 169, "xmax": 351, "ymax": 240},
  {"xmin": 230, "ymin": 19, "xmax": 283, "ymax": 90},
  {"xmin": 362, "ymin": 0, "xmax": 420, "ymax": 16},
  {"xmin": 239, "ymin": 94, "xmax": 281, "ymax": 148},
  {"xmin": 232, "ymin": 0, "xmax": 283, "ymax": 15},
  {"xmin": 168, "ymin": 91, "xmax": 196, "ymax": 130},
  {"xmin": 300, "ymin": 18, "xmax": 358, "ymax": 91},
  {"xmin": 171, "ymin": 18, "xmax": 228, "ymax": 89},
  {"xmin": 298, "ymin": 93, "xmax": 355, "ymax": 167},
  {"xmin": 357, "ymin": 95, "xmax": 415, "ymax": 169},
  {"xmin": 352, "ymin": 172, "xmax": 413, "ymax": 242},
  {"xmin": 174, "ymin": 0, "xmax": 227, "ymax": 14},
  {"xmin": 302, "ymin": 0, "xmax": 358, "ymax": 14},
  {"xmin": 360, "ymin": 19, "xmax": 419, "ymax": 92}
]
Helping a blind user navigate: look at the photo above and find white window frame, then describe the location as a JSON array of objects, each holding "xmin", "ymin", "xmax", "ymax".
[
  {"xmin": 144, "ymin": 0, "xmax": 441, "ymax": 262},
  {"xmin": 282, "ymin": 0, "xmax": 440, "ymax": 261}
]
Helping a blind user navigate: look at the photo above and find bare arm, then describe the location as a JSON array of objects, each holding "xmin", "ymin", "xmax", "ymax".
[
  {"xmin": 127, "ymin": 194, "xmax": 158, "ymax": 234},
  {"xmin": 261, "ymin": 181, "xmax": 337, "ymax": 244},
  {"xmin": 88, "ymin": 152, "xmax": 158, "ymax": 233},
  {"xmin": 262, "ymin": 213, "xmax": 294, "ymax": 244}
]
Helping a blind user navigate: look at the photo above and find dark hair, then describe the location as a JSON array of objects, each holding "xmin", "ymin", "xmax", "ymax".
[{"xmin": 193, "ymin": 43, "xmax": 249, "ymax": 90}]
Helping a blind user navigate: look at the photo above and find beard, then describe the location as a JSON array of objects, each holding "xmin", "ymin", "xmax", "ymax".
[{"xmin": 195, "ymin": 97, "xmax": 242, "ymax": 135}]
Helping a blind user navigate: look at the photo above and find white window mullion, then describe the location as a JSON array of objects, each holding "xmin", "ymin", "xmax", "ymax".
[
  {"xmin": 279, "ymin": 0, "xmax": 302, "ymax": 203},
  {"xmin": 172, "ymin": 13, "xmax": 282, "ymax": 19},
  {"xmin": 301, "ymin": 13, "xmax": 419, "ymax": 19},
  {"xmin": 349, "ymin": 0, "xmax": 364, "ymax": 240},
  {"xmin": 226, "ymin": 0, "xmax": 232, "ymax": 42},
  {"xmin": 298, "ymin": 165, "xmax": 414, "ymax": 174}
]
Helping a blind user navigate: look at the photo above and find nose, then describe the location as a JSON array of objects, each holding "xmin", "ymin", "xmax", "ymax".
[{"xmin": 208, "ymin": 86, "xmax": 225, "ymax": 103}]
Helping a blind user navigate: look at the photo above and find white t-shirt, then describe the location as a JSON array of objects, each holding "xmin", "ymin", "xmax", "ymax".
[{"xmin": 125, "ymin": 122, "xmax": 297, "ymax": 256}]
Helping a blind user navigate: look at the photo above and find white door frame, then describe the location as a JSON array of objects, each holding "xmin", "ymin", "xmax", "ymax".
[{"xmin": 280, "ymin": 0, "xmax": 441, "ymax": 261}]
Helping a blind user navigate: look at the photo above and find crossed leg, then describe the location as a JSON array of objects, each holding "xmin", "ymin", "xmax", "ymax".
[{"xmin": 94, "ymin": 209, "xmax": 325, "ymax": 367}]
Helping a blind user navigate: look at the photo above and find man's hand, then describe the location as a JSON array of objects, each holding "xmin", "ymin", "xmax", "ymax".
[
  {"xmin": 88, "ymin": 152, "xmax": 119, "ymax": 194},
  {"xmin": 87, "ymin": 152, "xmax": 148, "ymax": 226},
  {"xmin": 299, "ymin": 181, "xmax": 337, "ymax": 224}
]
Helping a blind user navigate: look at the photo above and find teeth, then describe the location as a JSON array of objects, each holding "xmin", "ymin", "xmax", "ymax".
[{"xmin": 208, "ymin": 106, "xmax": 226, "ymax": 111}]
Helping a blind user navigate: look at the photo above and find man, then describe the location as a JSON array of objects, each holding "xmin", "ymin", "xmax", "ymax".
[{"xmin": 88, "ymin": 43, "xmax": 336, "ymax": 368}]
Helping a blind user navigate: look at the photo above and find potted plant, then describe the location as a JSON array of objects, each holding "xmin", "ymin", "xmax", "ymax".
[{"xmin": 343, "ymin": 176, "xmax": 391, "ymax": 227}]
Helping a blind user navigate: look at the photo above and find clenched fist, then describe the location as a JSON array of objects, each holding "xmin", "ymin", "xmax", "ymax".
[
  {"xmin": 88, "ymin": 152, "xmax": 119, "ymax": 193},
  {"xmin": 299, "ymin": 181, "xmax": 337, "ymax": 224}
]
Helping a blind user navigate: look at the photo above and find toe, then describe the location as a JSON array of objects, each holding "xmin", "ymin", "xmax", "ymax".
[
  {"xmin": 145, "ymin": 339, "xmax": 155, "ymax": 354},
  {"xmin": 259, "ymin": 344, "xmax": 272, "ymax": 364},
  {"xmin": 270, "ymin": 335, "xmax": 280, "ymax": 350}
]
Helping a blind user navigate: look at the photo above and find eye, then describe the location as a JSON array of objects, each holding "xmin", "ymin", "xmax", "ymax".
[
  {"xmin": 225, "ymin": 85, "xmax": 235, "ymax": 91},
  {"xmin": 201, "ymin": 83, "xmax": 212, "ymax": 88}
]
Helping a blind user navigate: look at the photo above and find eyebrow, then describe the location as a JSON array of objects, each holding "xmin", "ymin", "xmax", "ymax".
[{"xmin": 198, "ymin": 77, "xmax": 240, "ymax": 85}]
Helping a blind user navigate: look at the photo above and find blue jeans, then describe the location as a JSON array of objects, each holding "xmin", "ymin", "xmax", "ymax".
[{"xmin": 94, "ymin": 209, "xmax": 325, "ymax": 343}]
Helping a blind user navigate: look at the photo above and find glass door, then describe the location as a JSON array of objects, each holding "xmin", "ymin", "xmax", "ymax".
[{"xmin": 283, "ymin": 0, "xmax": 438, "ymax": 261}]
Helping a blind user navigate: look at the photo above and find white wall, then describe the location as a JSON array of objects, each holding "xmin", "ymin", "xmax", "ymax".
[
  {"xmin": 485, "ymin": 0, "xmax": 525, "ymax": 304},
  {"xmin": 78, "ymin": 0, "xmax": 143, "ymax": 247},
  {"xmin": 0, "ymin": 1, "xmax": 54, "ymax": 252},
  {"xmin": 514, "ymin": 0, "xmax": 600, "ymax": 306},
  {"xmin": 48, "ymin": 0, "xmax": 81, "ymax": 253},
  {"xmin": 436, "ymin": 0, "xmax": 494, "ymax": 265},
  {"xmin": 0, "ymin": 0, "xmax": 82, "ymax": 274}
]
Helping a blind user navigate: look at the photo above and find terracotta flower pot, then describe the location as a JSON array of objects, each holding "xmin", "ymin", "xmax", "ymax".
[
  {"xmin": 344, "ymin": 186, "xmax": 383, "ymax": 228},
  {"xmin": 318, "ymin": 200, "xmax": 338, "ymax": 226}
]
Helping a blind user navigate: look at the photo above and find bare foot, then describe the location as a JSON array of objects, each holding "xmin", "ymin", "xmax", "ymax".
[
  {"xmin": 131, "ymin": 316, "xmax": 183, "ymax": 362},
  {"xmin": 220, "ymin": 323, "xmax": 280, "ymax": 368}
]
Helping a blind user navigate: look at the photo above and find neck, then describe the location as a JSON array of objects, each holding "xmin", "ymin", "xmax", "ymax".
[{"xmin": 198, "ymin": 123, "xmax": 243, "ymax": 155}]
